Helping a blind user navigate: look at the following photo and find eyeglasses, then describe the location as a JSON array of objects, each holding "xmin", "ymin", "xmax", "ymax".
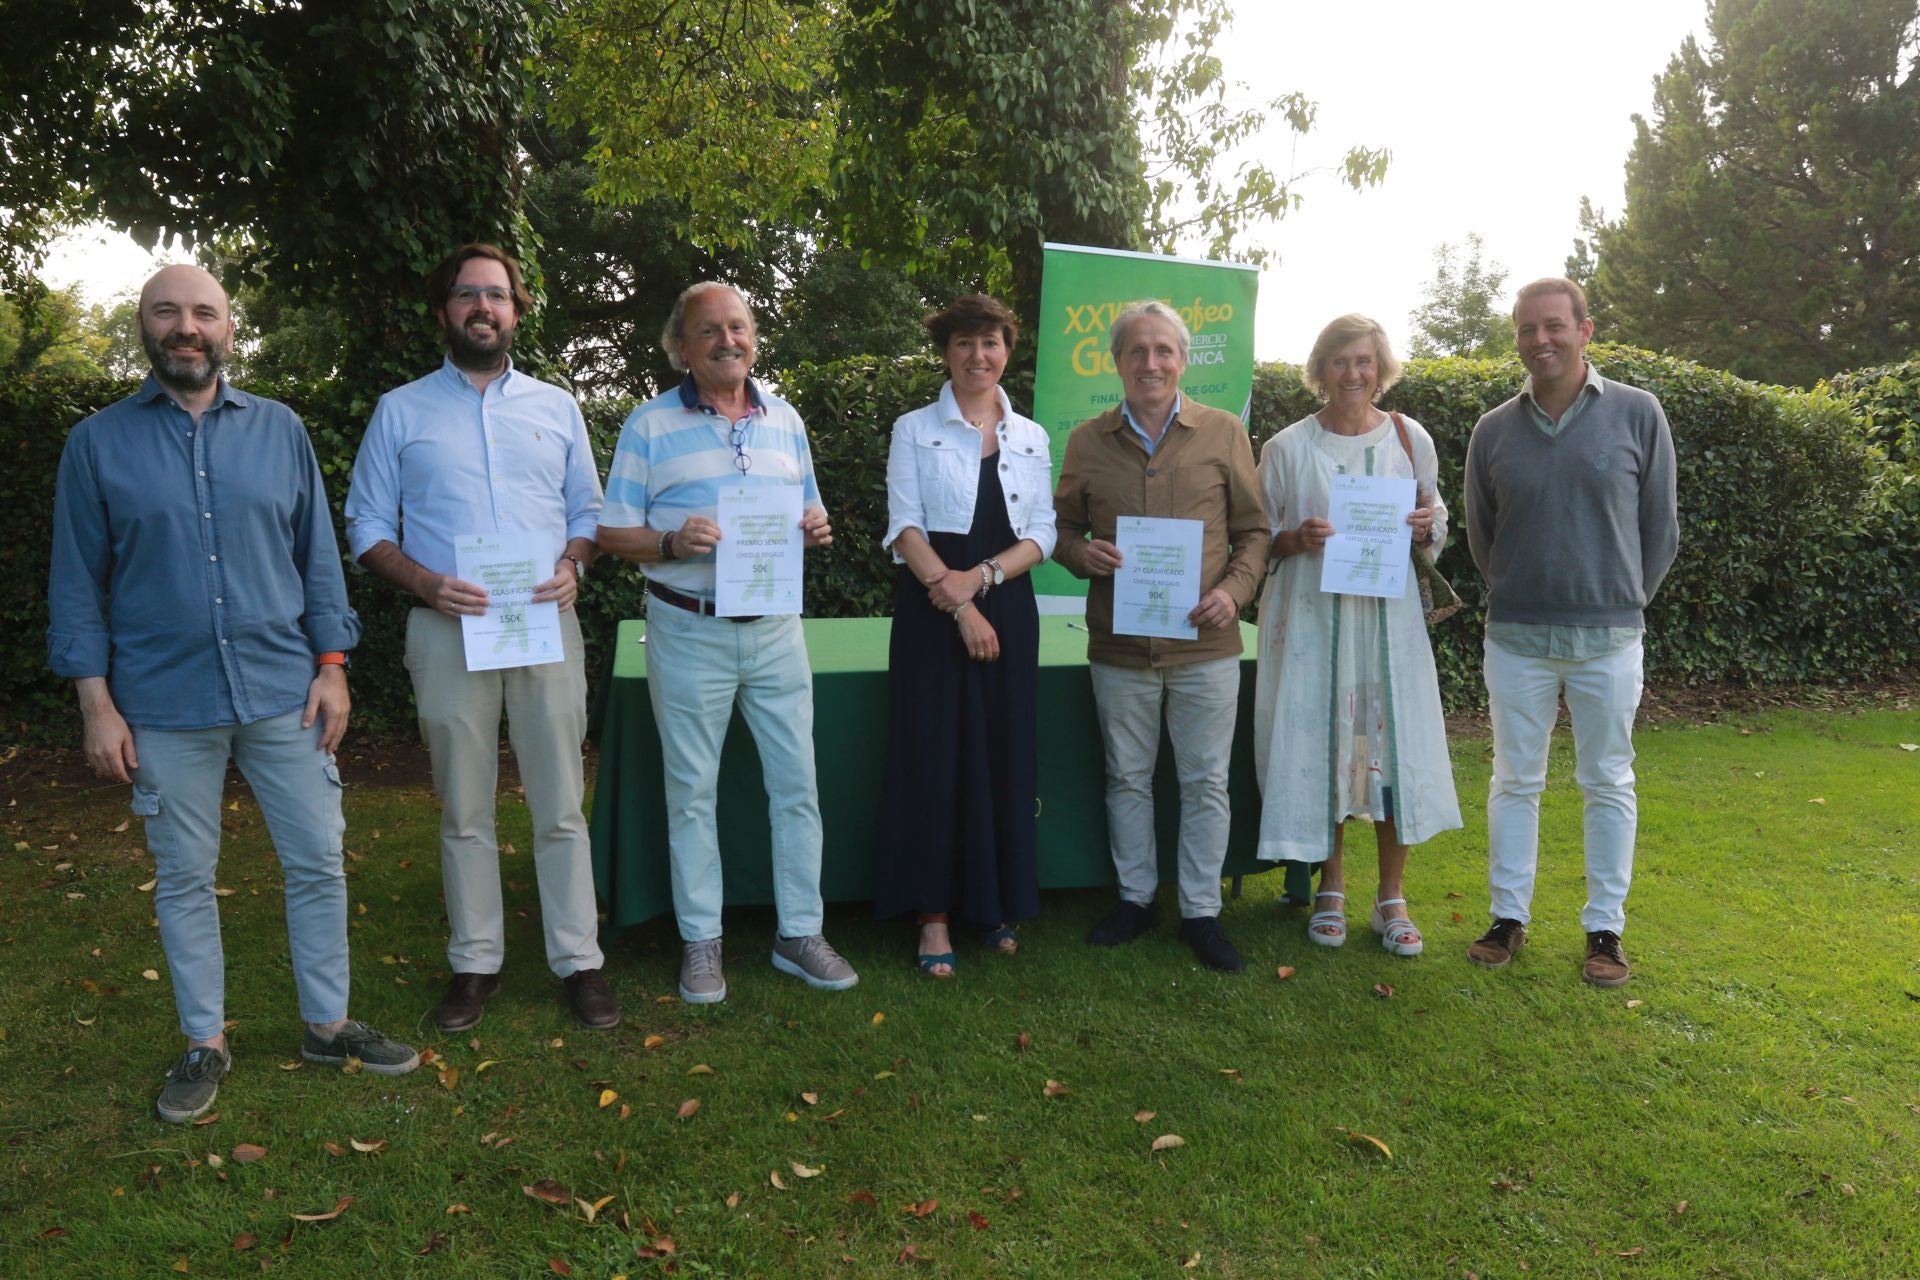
[
  {"xmin": 728, "ymin": 422, "xmax": 752, "ymax": 475},
  {"xmin": 448, "ymin": 285, "xmax": 513, "ymax": 307}
]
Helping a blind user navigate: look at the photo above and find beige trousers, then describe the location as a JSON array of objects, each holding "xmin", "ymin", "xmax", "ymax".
[{"xmin": 404, "ymin": 607, "xmax": 602, "ymax": 977}]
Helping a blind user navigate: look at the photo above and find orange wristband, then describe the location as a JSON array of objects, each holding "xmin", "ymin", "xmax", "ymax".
[{"xmin": 316, "ymin": 652, "xmax": 347, "ymax": 667}]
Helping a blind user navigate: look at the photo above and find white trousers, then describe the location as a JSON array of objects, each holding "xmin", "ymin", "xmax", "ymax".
[
  {"xmin": 1088, "ymin": 657, "xmax": 1240, "ymax": 919},
  {"xmin": 1483, "ymin": 638, "xmax": 1643, "ymax": 934}
]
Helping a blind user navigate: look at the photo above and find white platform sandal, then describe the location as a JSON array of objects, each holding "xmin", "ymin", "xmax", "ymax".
[
  {"xmin": 1370, "ymin": 897, "xmax": 1424, "ymax": 957},
  {"xmin": 1307, "ymin": 890, "xmax": 1347, "ymax": 947}
]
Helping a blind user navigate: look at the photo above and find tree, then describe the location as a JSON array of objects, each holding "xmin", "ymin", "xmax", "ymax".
[
  {"xmin": 831, "ymin": 0, "xmax": 1387, "ymax": 315},
  {"xmin": 0, "ymin": 282, "xmax": 111, "ymax": 380},
  {"xmin": 7, "ymin": 1, "xmax": 540, "ymax": 397},
  {"xmin": 1408, "ymin": 234, "xmax": 1514, "ymax": 360},
  {"xmin": 1585, "ymin": 0, "xmax": 1920, "ymax": 386}
]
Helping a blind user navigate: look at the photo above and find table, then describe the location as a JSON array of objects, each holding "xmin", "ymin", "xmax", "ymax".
[{"xmin": 589, "ymin": 615, "xmax": 1310, "ymax": 931}]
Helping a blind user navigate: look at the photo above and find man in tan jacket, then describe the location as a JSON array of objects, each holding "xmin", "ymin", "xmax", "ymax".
[{"xmin": 1052, "ymin": 300, "xmax": 1270, "ymax": 972}]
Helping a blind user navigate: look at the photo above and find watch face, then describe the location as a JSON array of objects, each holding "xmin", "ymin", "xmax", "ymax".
[{"xmin": 992, "ymin": 566, "xmax": 1005, "ymax": 585}]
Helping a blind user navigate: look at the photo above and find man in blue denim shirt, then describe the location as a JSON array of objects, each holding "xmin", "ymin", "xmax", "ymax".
[{"xmin": 47, "ymin": 265, "xmax": 419, "ymax": 1124}]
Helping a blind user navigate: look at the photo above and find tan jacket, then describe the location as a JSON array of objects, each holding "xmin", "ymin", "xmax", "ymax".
[{"xmin": 1052, "ymin": 400, "xmax": 1271, "ymax": 667}]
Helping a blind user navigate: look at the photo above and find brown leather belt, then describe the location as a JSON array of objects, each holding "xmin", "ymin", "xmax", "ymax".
[{"xmin": 648, "ymin": 582, "xmax": 761, "ymax": 623}]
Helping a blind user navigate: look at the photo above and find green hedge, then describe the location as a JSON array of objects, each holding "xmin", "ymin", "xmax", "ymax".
[{"xmin": 4, "ymin": 346, "xmax": 1915, "ymax": 745}]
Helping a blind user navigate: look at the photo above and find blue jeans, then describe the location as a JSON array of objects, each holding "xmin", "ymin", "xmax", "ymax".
[
  {"xmin": 131, "ymin": 708, "xmax": 349, "ymax": 1040},
  {"xmin": 643, "ymin": 603, "xmax": 824, "ymax": 942}
]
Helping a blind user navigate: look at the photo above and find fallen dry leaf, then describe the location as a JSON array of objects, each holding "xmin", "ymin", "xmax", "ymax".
[
  {"xmin": 231, "ymin": 1143, "xmax": 267, "ymax": 1164},
  {"xmin": 874, "ymin": 1070, "xmax": 895, "ymax": 1080},
  {"xmin": 340, "ymin": 1056, "xmax": 363, "ymax": 1075},
  {"xmin": 171, "ymin": 1260, "xmax": 189, "ymax": 1274},
  {"xmin": 1275, "ymin": 965, "xmax": 1296, "ymax": 980},
  {"xmin": 871, "ymin": 1011, "xmax": 885, "ymax": 1026},
  {"xmin": 769, "ymin": 1170, "xmax": 788, "ymax": 1191},
  {"xmin": 523, "ymin": 1180, "xmax": 572, "ymax": 1207},
  {"xmin": 549, "ymin": 1260, "xmax": 572, "ymax": 1277},
  {"xmin": 1898, "ymin": 743, "xmax": 1918, "ymax": 751},
  {"xmin": 897, "ymin": 1244, "xmax": 927, "ymax": 1264},
  {"xmin": 968, "ymin": 1210, "xmax": 990, "ymax": 1230},
  {"xmin": 416, "ymin": 1230, "xmax": 449, "ymax": 1256},
  {"xmin": 1218, "ymin": 1068, "xmax": 1242, "ymax": 1080},
  {"xmin": 1371, "ymin": 983, "xmax": 1394, "ymax": 998},
  {"xmin": 1043, "ymin": 1080, "xmax": 1071, "ymax": 1098},
  {"xmin": 1337, "ymin": 1128, "xmax": 1393, "ymax": 1159},
  {"xmin": 323, "ymin": 1141, "xmax": 346, "ymax": 1158},
  {"xmin": 549, "ymin": 1037, "xmax": 565, "ymax": 1049},
  {"xmin": 799, "ymin": 1091, "xmax": 819, "ymax": 1106},
  {"xmin": 1675, "ymin": 1199, "xmax": 1688, "ymax": 1215},
  {"xmin": 231, "ymin": 1232, "xmax": 257, "ymax": 1250},
  {"xmin": 438, "ymin": 1067, "xmax": 459, "ymax": 1091},
  {"xmin": 1616, "ymin": 1247, "xmax": 1644, "ymax": 1258},
  {"xmin": 192, "ymin": 1112, "xmax": 220, "ymax": 1128},
  {"xmin": 1151, "ymin": 1134, "xmax": 1186, "ymax": 1152},
  {"xmin": 905, "ymin": 1197, "xmax": 938, "ymax": 1218},
  {"xmin": 142, "ymin": 969, "xmax": 160, "ymax": 981},
  {"xmin": 277, "ymin": 1059, "xmax": 303, "ymax": 1072},
  {"xmin": 597, "ymin": 1089, "xmax": 618, "ymax": 1109},
  {"xmin": 474, "ymin": 1059, "xmax": 500, "ymax": 1075},
  {"xmin": 619, "ymin": 1104, "xmax": 632, "ymax": 1120},
  {"xmin": 846, "ymin": 1189, "xmax": 877, "ymax": 1207},
  {"xmin": 1017, "ymin": 1031, "xmax": 1031, "ymax": 1054},
  {"xmin": 790, "ymin": 1161, "xmax": 822, "ymax": 1178},
  {"xmin": 289, "ymin": 1195, "xmax": 354, "ymax": 1223},
  {"xmin": 642, "ymin": 1035, "xmax": 666, "ymax": 1049},
  {"xmin": 725, "ymin": 1191, "xmax": 741, "ymax": 1209},
  {"xmin": 445, "ymin": 1204, "xmax": 471, "ymax": 1215},
  {"xmin": 137, "ymin": 879, "xmax": 157, "ymax": 893},
  {"xmin": 349, "ymin": 1138, "xmax": 387, "ymax": 1154},
  {"xmin": 1808, "ymin": 797, "xmax": 1826, "ymax": 805},
  {"xmin": 1134, "ymin": 1109, "xmax": 1157, "ymax": 1123},
  {"xmin": 577, "ymin": 1193, "xmax": 615, "ymax": 1222},
  {"xmin": 677, "ymin": 1098, "xmax": 700, "ymax": 1120}
]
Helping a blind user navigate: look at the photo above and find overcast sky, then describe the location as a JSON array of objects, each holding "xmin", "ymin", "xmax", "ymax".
[{"xmin": 42, "ymin": 0, "xmax": 1712, "ymax": 364}]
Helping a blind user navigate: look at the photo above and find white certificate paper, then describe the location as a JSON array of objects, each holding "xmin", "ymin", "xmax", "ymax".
[
  {"xmin": 715, "ymin": 484, "xmax": 804, "ymax": 617},
  {"xmin": 1113, "ymin": 515, "xmax": 1203, "ymax": 640},
  {"xmin": 1319, "ymin": 473, "xmax": 1416, "ymax": 599},
  {"xmin": 454, "ymin": 531, "xmax": 564, "ymax": 672}
]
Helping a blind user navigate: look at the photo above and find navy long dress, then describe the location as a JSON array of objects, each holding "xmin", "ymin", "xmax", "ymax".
[{"xmin": 873, "ymin": 453, "xmax": 1040, "ymax": 929}]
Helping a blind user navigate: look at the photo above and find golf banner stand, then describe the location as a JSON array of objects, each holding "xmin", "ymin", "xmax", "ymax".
[{"xmin": 1029, "ymin": 242, "xmax": 1260, "ymax": 606}]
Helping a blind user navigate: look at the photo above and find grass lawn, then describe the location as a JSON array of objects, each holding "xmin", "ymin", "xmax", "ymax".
[{"xmin": 2, "ymin": 703, "xmax": 1916, "ymax": 1279}]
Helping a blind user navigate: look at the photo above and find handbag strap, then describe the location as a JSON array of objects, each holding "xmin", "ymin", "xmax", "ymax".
[{"xmin": 1389, "ymin": 411, "xmax": 1429, "ymax": 506}]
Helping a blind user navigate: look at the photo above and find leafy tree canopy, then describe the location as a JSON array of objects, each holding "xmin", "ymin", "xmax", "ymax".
[
  {"xmin": 1586, "ymin": 0, "xmax": 1920, "ymax": 387},
  {"xmin": 1408, "ymin": 233, "xmax": 1514, "ymax": 360}
]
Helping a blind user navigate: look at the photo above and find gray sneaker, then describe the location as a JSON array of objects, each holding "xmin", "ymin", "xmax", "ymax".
[
  {"xmin": 301, "ymin": 1020, "xmax": 421, "ymax": 1075},
  {"xmin": 771, "ymin": 934, "xmax": 859, "ymax": 991},
  {"xmin": 156, "ymin": 1044, "xmax": 231, "ymax": 1124},
  {"xmin": 679, "ymin": 939, "xmax": 727, "ymax": 1004}
]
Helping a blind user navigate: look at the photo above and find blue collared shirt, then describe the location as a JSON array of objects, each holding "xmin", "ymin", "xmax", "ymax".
[
  {"xmin": 1120, "ymin": 394, "xmax": 1183, "ymax": 455},
  {"xmin": 344, "ymin": 357, "xmax": 603, "ymax": 578},
  {"xmin": 47, "ymin": 376, "xmax": 360, "ymax": 730}
]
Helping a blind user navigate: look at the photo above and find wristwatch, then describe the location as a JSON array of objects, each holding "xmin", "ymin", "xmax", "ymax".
[
  {"xmin": 565, "ymin": 554, "xmax": 587, "ymax": 581},
  {"xmin": 985, "ymin": 557, "xmax": 1006, "ymax": 586}
]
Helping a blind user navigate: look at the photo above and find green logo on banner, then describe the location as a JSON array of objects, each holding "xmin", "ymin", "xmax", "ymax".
[{"xmin": 1029, "ymin": 243, "xmax": 1260, "ymax": 601}]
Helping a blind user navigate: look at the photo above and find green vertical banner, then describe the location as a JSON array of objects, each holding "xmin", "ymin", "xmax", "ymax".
[{"xmin": 1029, "ymin": 242, "xmax": 1260, "ymax": 603}]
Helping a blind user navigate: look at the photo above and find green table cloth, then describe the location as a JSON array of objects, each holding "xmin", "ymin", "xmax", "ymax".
[{"xmin": 589, "ymin": 615, "xmax": 1309, "ymax": 931}]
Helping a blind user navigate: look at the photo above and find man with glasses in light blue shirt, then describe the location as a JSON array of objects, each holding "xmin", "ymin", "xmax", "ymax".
[
  {"xmin": 50, "ymin": 265, "xmax": 419, "ymax": 1124},
  {"xmin": 596, "ymin": 281, "xmax": 857, "ymax": 1005},
  {"xmin": 345, "ymin": 244, "xmax": 618, "ymax": 1033}
]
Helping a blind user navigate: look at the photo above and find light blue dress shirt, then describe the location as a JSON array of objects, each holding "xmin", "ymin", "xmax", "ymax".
[
  {"xmin": 1120, "ymin": 394, "xmax": 1183, "ymax": 455},
  {"xmin": 345, "ymin": 358, "xmax": 603, "ymax": 577},
  {"xmin": 47, "ymin": 376, "xmax": 360, "ymax": 730}
]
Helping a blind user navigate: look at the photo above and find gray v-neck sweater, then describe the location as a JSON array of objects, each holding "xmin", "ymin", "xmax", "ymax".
[{"xmin": 1464, "ymin": 375, "xmax": 1679, "ymax": 628}]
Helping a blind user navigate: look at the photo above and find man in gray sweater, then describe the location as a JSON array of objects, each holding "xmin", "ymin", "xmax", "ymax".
[{"xmin": 1462, "ymin": 277, "xmax": 1678, "ymax": 986}]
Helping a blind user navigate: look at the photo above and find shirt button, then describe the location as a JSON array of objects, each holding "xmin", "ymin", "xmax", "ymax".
[
  {"xmin": 203, "ymin": 512, "xmax": 211, "ymax": 519},
  {"xmin": 198, "ymin": 471, "xmax": 206, "ymax": 477},
  {"xmin": 1000, "ymin": 462, "xmax": 1009, "ymax": 471},
  {"xmin": 1009, "ymin": 494, "xmax": 1019, "ymax": 502},
  {"xmin": 209, "ymin": 555, "xmax": 218, "ymax": 562},
  {"xmin": 1146, "ymin": 467, "xmax": 1157, "ymax": 478},
  {"xmin": 220, "ymin": 638, "xmax": 228, "ymax": 645},
  {"xmin": 215, "ymin": 597, "xmax": 223, "ymax": 605}
]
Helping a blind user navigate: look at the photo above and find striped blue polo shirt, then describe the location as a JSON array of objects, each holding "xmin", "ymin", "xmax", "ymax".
[{"xmin": 601, "ymin": 375, "xmax": 823, "ymax": 598}]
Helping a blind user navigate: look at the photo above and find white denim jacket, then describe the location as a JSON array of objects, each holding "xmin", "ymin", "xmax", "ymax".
[{"xmin": 883, "ymin": 381, "xmax": 1058, "ymax": 563}]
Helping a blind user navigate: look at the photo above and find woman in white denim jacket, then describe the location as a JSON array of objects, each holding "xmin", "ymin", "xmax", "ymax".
[{"xmin": 872, "ymin": 295, "xmax": 1057, "ymax": 976}]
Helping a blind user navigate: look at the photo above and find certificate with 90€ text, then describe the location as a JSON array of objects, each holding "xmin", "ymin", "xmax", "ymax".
[{"xmin": 1112, "ymin": 515, "xmax": 1204, "ymax": 640}]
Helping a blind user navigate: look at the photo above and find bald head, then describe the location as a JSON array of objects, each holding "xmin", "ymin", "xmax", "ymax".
[{"xmin": 139, "ymin": 265, "xmax": 234, "ymax": 394}]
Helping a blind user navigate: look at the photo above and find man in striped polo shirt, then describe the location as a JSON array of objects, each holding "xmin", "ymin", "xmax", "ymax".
[{"xmin": 596, "ymin": 282, "xmax": 858, "ymax": 1004}]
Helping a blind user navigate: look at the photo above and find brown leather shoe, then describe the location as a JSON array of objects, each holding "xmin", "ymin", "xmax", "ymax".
[
  {"xmin": 1583, "ymin": 931, "xmax": 1631, "ymax": 987},
  {"xmin": 564, "ymin": 968, "xmax": 621, "ymax": 1030},
  {"xmin": 432, "ymin": 971, "xmax": 501, "ymax": 1032},
  {"xmin": 1466, "ymin": 918, "xmax": 1526, "ymax": 969}
]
